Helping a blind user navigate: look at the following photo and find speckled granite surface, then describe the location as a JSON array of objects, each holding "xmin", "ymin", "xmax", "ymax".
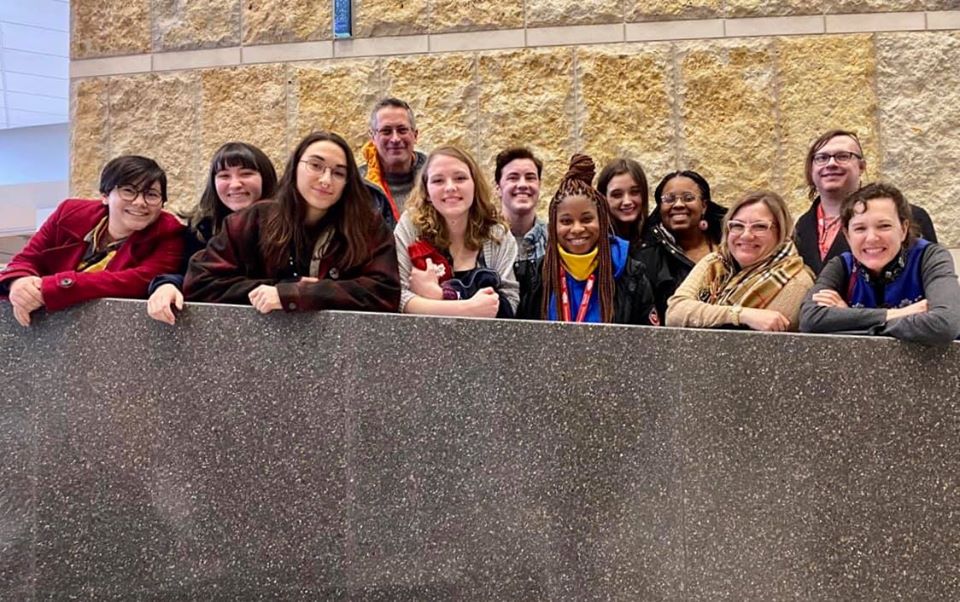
[{"xmin": 1, "ymin": 299, "xmax": 958, "ymax": 600}]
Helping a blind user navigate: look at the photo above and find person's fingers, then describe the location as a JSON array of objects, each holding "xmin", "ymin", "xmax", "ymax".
[
  {"xmin": 174, "ymin": 291, "xmax": 184, "ymax": 310},
  {"xmin": 12, "ymin": 305, "xmax": 30, "ymax": 327}
]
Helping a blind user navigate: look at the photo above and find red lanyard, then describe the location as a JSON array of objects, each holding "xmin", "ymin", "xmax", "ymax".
[
  {"xmin": 817, "ymin": 202, "xmax": 842, "ymax": 261},
  {"xmin": 559, "ymin": 268, "xmax": 596, "ymax": 322}
]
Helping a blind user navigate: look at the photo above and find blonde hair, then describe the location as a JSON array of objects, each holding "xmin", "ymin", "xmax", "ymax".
[
  {"xmin": 407, "ymin": 145, "xmax": 505, "ymax": 251},
  {"xmin": 719, "ymin": 190, "xmax": 794, "ymax": 264}
]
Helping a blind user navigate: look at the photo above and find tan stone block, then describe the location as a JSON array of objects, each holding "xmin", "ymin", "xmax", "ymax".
[
  {"xmin": 292, "ymin": 59, "xmax": 381, "ymax": 153},
  {"xmin": 828, "ymin": 0, "xmax": 924, "ymax": 13},
  {"xmin": 153, "ymin": 0, "xmax": 240, "ymax": 51},
  {"xmin": 354, "ymin": 0, "xmax": 429, "ymax": 37},
  {"xmin": 877, "ymin": 32, "xmax": 960, "ymax": 245},
  {"xmin": 383, "ymin": 54, "xmax": 477, "ymax": 153},
  {"xmin": 243, "ymin": 0, "xmax": 333, "ymax": 45},
  {"xmin": 777, "ymin": 34, "xmax": 879, "ymax": 218},
  {"xmin": 626, "ymin": 0, "xmax": 722, "ymax": 22},
  {"xmin": 71, "ymin": 0, "xmax": 149, "ymax": 58},
  {"xmin": 478, "ymin": 48, "xmax": 577, "ymax": 204},
  {"xmin": 201, "ymin": 66, "xmax": 289, "ymax": 193},
  {"xmin": 724, "ymin": 0, "xmax": 824, "ymax": 18},
  {"xmin": 107, "ymin": 72, "xmax": 203, "ymax": 215},
  {"xmin": 527, "ymin": 0, "xmax": 623, "ymax": 28},
  {"xmin": 578, "ymin": 44, "xmax": 675, "ymax": 194},
  {"xmin": 70, "ymin": 79, "xmax": 110, "ymax": 197},
  {"xmin": 429, "ymin": 0, "xmax": 523, "ymax": 33},
  {"xmin": 677, "ymin": 39, "xmax": 778, "ymax": 208}
]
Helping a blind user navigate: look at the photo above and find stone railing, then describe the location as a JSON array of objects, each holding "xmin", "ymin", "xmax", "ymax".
[{"xmin": 1, "ymin": 299, "xmax": 958, "ymax": 599}]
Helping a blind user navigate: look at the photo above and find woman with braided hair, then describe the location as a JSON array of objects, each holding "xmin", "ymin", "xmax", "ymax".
[{"xmin": 516, "ymin": 154, "xmax": 657, "ymax": 325}]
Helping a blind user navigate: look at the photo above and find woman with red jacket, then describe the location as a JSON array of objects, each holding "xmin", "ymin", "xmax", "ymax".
[
  {"xmin": 0, "ymin": 155, "xmax": 185, "ymax": 326},
  {"xmin": 184, "ymin": 131, "xmax": 401, "ymax": 313}
]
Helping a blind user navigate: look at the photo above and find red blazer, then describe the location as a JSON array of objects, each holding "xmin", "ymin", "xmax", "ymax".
[{"xmin": 0, "ymin": 198, "xmax": 185, "ymax": 311}]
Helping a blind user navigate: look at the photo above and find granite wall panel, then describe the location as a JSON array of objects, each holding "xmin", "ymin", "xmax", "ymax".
[
  {"xmin": 354, "ymin": 0, "xmax": 430, "ymax": 37},
  {"xmin": 577, "ymin": 44, "xmax": 676, "ymax": 192},
  {"xmin": 626, "ymin": 0, "xmax": 722, "ymax": 21},
  {"xmin": 72, "ymin": 0, "xmax": 150, "ymax": 59},
  {"xmin": 477, "ymin": 48, "xmax": 577, "ymax": 200},
  {"xmin": 526, "ymin": 0, "xmax": 624, "ymax": 27},
  {"xmin": 70, "ymin": 78, "xmax": 111, "ymax": 199},
  {"xmin": 677, "ymin": 39, "xmax": 779, "ymax": 207},
  {"xmin": 242, "ymin": 0, "xmax": 333, "ymax": 46},
  {"xmin": 876, "ymin": 31, "xmax": 960, "ymax": 245},
  {"xmin": 108, "ymin": 72, "xmax": 203, "ymax": 213},
  {"xmin": 292, "ymin": 59, "xmax": 381, "ymax": 151},
  {"xmin": 776, "ymin": 34, "xmax": 878, "ymax": 215},
  {"xmin": 429, "ymin": 0, "xmax": 524, "ymax": 33},
  {"xmin": 152, "ymin": 0, "xmax": 241, "ymax": 51},
  {"xmin": 2, "ymin": 300, "xmax": 960, "ymax": 598}
]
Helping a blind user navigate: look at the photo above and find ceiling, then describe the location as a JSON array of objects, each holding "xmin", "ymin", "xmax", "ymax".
[{"xmin": 0, "ymin": 0, "xmax": 68, "ymax": 129}]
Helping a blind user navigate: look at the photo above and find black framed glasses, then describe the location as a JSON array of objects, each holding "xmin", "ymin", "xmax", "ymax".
[
  {"xmin": 115, "ymin": 185, "xmax": 163, "ymax": 206},
  {"xmin": 812, "ymin": 151, "xmax": 862, "ymax": 166}
]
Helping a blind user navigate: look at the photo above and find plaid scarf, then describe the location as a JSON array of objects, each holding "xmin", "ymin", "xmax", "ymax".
[{"xmin": 698, "ymin": 241, "xmax": 807, "ymax": 308}]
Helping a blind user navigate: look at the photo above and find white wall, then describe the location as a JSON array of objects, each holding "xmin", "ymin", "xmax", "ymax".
[{"xmin": 0, "ymin": 122, "xmax": 69, "ymax": 235}]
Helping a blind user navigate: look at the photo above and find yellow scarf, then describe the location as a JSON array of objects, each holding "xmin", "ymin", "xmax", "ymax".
[
  {"xmin": 77, "ymin": 216, "xmax": 123, "ymax": 273},
  {"xmin": 557, "ymin": 244, "xmax": 598, "ymax": 281},
  {"xmin": 361, "ymin": 140, "xmax": 400, "ymax": 220}
]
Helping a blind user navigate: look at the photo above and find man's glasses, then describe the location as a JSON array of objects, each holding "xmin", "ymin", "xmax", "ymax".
[{"xmin": 812, "ymin": 151, "xmax": 862, "ymax": 166}]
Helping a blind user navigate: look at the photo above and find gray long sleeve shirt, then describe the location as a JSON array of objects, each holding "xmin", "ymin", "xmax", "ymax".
[{"xmin": 799, "ymin": 243, "xmax": 960, "ymax": 346}]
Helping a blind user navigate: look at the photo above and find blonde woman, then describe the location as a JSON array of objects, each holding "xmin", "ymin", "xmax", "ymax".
[
  {"xmin": 394, "ymin": 145, "xmax": 519, "ymax": 318},
  {"xmin": 666, "ymin": 190, "xmax": 814, "ymax": 332}
]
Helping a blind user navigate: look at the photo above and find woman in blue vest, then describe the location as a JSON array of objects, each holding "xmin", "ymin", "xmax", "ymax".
[{"xmin": 799, "ymin": 182, "xmax": 960, "ymax": 345}]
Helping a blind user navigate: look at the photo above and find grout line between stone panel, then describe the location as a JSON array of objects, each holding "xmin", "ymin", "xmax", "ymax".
[
  {"xmin": 572, "ymin": 47, "xmax": 582, "ymax": 153},
  {"xmin": 869, "ymin": 33, "xmax": 885, "ymax": 179},
  {"xmin": 67, "ymin": 10, "xmax": 960, "ymax": 78},
  {"xmin": 770, "ymin": 39, "xmax": 785, "ymax": 195},
  {"xmin": 668, "ymin": 43, "xmax": 682, "ymax": 171}
]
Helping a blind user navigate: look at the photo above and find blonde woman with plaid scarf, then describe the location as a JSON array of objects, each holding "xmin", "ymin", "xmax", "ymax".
[{"xmin": 665, "ymin": 191, "xmax": 814, "ymax": 332}]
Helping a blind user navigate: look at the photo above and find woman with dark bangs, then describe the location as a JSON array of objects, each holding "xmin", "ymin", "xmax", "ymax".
[
  {"xmin": 147, "ymin": 141, "xmax": 278, "ymax": 324},
  {"xmin": 183, "ymin": 131, "xmax": 400, "ymax": 314},
  {"xmin": 516, "ymin": 154, "xmax": 657, "ymax": 325},
  {"xmin": 636, "ymin": 170, "xmax": 727, "ymax": 320},
  {"xmin": 597, "ymin": 158, "xmax": 650, "ymax": 247}
]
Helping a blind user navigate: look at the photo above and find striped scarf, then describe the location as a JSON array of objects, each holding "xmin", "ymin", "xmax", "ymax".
[{"xmin": 698, "ymin": 241, "xmax": 807, "ymax": 308}]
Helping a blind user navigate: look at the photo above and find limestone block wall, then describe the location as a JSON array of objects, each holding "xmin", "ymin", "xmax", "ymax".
[{"xmin": 70, "ymin": 1, "xmax": 960, "ymax": 244}]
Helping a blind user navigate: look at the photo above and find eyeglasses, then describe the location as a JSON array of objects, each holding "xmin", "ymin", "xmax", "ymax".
[
  {"xmin": 115, "ymin": 185, "xmax": 163, "ymax": 206},
  {"xmin": 375, "ymin": 126, "xmax": 411, "ymax": 138},
  {"xmin": 812, "ymin": 151, "xmax": 862, "ymax": 166},
  {"xmin": 300, "ymin": 159, "xmax": 347, "ymax": 181},
  {"xmin": 661, "ymin": 193, "xmax": 700, "ymax": 206},
  {"xmin": 728, "ymin": 220, "xmax": 775, "ymax": 236}
]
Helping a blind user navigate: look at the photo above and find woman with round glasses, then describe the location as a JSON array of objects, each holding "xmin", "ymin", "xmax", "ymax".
[
  {"xmin": 800, "ymin": 182, "xmax": 960, "ymax": 345},
  {"xmin": 666, "ymin": 190, "xmax": 814, "ymax": 332},
  {"xmin": 0, "ymin": 155, "xmax": 185, "ymax": 326},
  {"xmin": 634, "ymin": 170, "xmax": 727, "ymax": 321},
  {"xmin": 147, "ymin": 141, "xmax": 278, "ymax": 325},
  {"xmin": 184, "ymin": 131, "xmax": 401, "ymax": 313},
  {"xmin": 795, "ymin": 129, "xmax": 937, "ymax": 275}
]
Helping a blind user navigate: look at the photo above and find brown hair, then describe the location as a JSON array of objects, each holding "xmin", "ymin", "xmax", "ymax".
[
  {"xmin": 259, "ymin": 131, "xmax": 375, "ymax": 272},
  {"xmin": 596, "ymin": 158, "xmax": 650, "ymax": 244},
  {"xmin": 720, "ymin": 190, "xmax": 794, "ymax": 265},
  {"xmin": 407, "ymin": 145, "xmax": 505, "ymax": 251},
  {"xmin": 540, "ymin": 154, "xmax": 616, "ymax": 322},
  {"xmin": 494, "ymin": 147, "xmax": 543, "ymax": 182},
  {"xmin": 841, "ymin": 181, "xmax": 918, "ymax": 247},
  {"xmin": 190, "ymin": 142, "xmax": 278, "ymax": 235},
  {"xmin": 804, "ymin": 129, "xmax": 865, "ymax": 200}
]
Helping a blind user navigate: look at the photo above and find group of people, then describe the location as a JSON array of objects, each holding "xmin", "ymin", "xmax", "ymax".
[{"xmin": 2, "ymin": 98, "xmax": 958, "ymax": 346}]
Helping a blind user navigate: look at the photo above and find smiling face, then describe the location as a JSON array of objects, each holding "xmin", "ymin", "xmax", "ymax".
[
  {"xmin": 659, "ymin": 175, "xmax": 706, "ymax": 234},
  {"xmin": 371, "ymin": 106, "xmax": 418, "ymax": 175},
  {"xmin": 556, "ymin": 194, "xmax": 601, "ymax": 255},
  {"xmin": 846, "ymin": 197, "xmax": 908, "ymax": 274},
  {"xmin": 497, "ymin": 158, "xmax": 540, "ymax": 217},
  {"xmin": 605, "ymin": 172, "xmax": 645, "ymax": 226},
  {"xmin": 726, "ymin": 201, "xmax": 779, "ymax": 268},
  {"xmin": 426, "ymin": 154, "xmax": 475, "ymax": 224},
  {"xmin": 296, "ymin": 140, "xmax": 347, "ymax": 223},
  {"xmin": 215, "ymin": 165, "xmax": 263, "ymax": 212},
  {"xmin": 811, "ymin": 134, "xmax": 865, "ymax": 201},
  {"xmin": 103, "ymin": 180, "xmax": 163, "ymax": 240}
]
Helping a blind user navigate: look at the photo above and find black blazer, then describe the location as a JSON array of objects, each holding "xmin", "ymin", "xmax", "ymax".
[{"xmin": 794, "ymin": 197, "xmax": 937, "ymax": 275}]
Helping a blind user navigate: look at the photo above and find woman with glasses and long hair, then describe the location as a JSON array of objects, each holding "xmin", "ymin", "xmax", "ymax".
[
  {"xmin": 0, "ymin": 155, "xmax": 185, "ymax": 326},
  {"xmin": 147, "ymin": 141, "xmax": 278, "ymax": 324},
  {"xmin": 634, "ymin": 170, "xmax": 726, "ymax": 320},
  {"xmin": 183, "ymin": 131, "xmax": 400, "ymax": 313},
  {"xmin": 800, "ymin": 182, "xmax": 960, "ymax": 345},
  {"xmin": 666, "ymin": 190, "xmax": 814, "ymax": 332},
  {"xmin": 795, "ymin": 129, "xmax": 937, "ymax": 275}
]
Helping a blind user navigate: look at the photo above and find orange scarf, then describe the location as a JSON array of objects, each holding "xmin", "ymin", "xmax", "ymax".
[{"xmin": 361, "ymin": 140, "xmax": 400, "ymax": 221}]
